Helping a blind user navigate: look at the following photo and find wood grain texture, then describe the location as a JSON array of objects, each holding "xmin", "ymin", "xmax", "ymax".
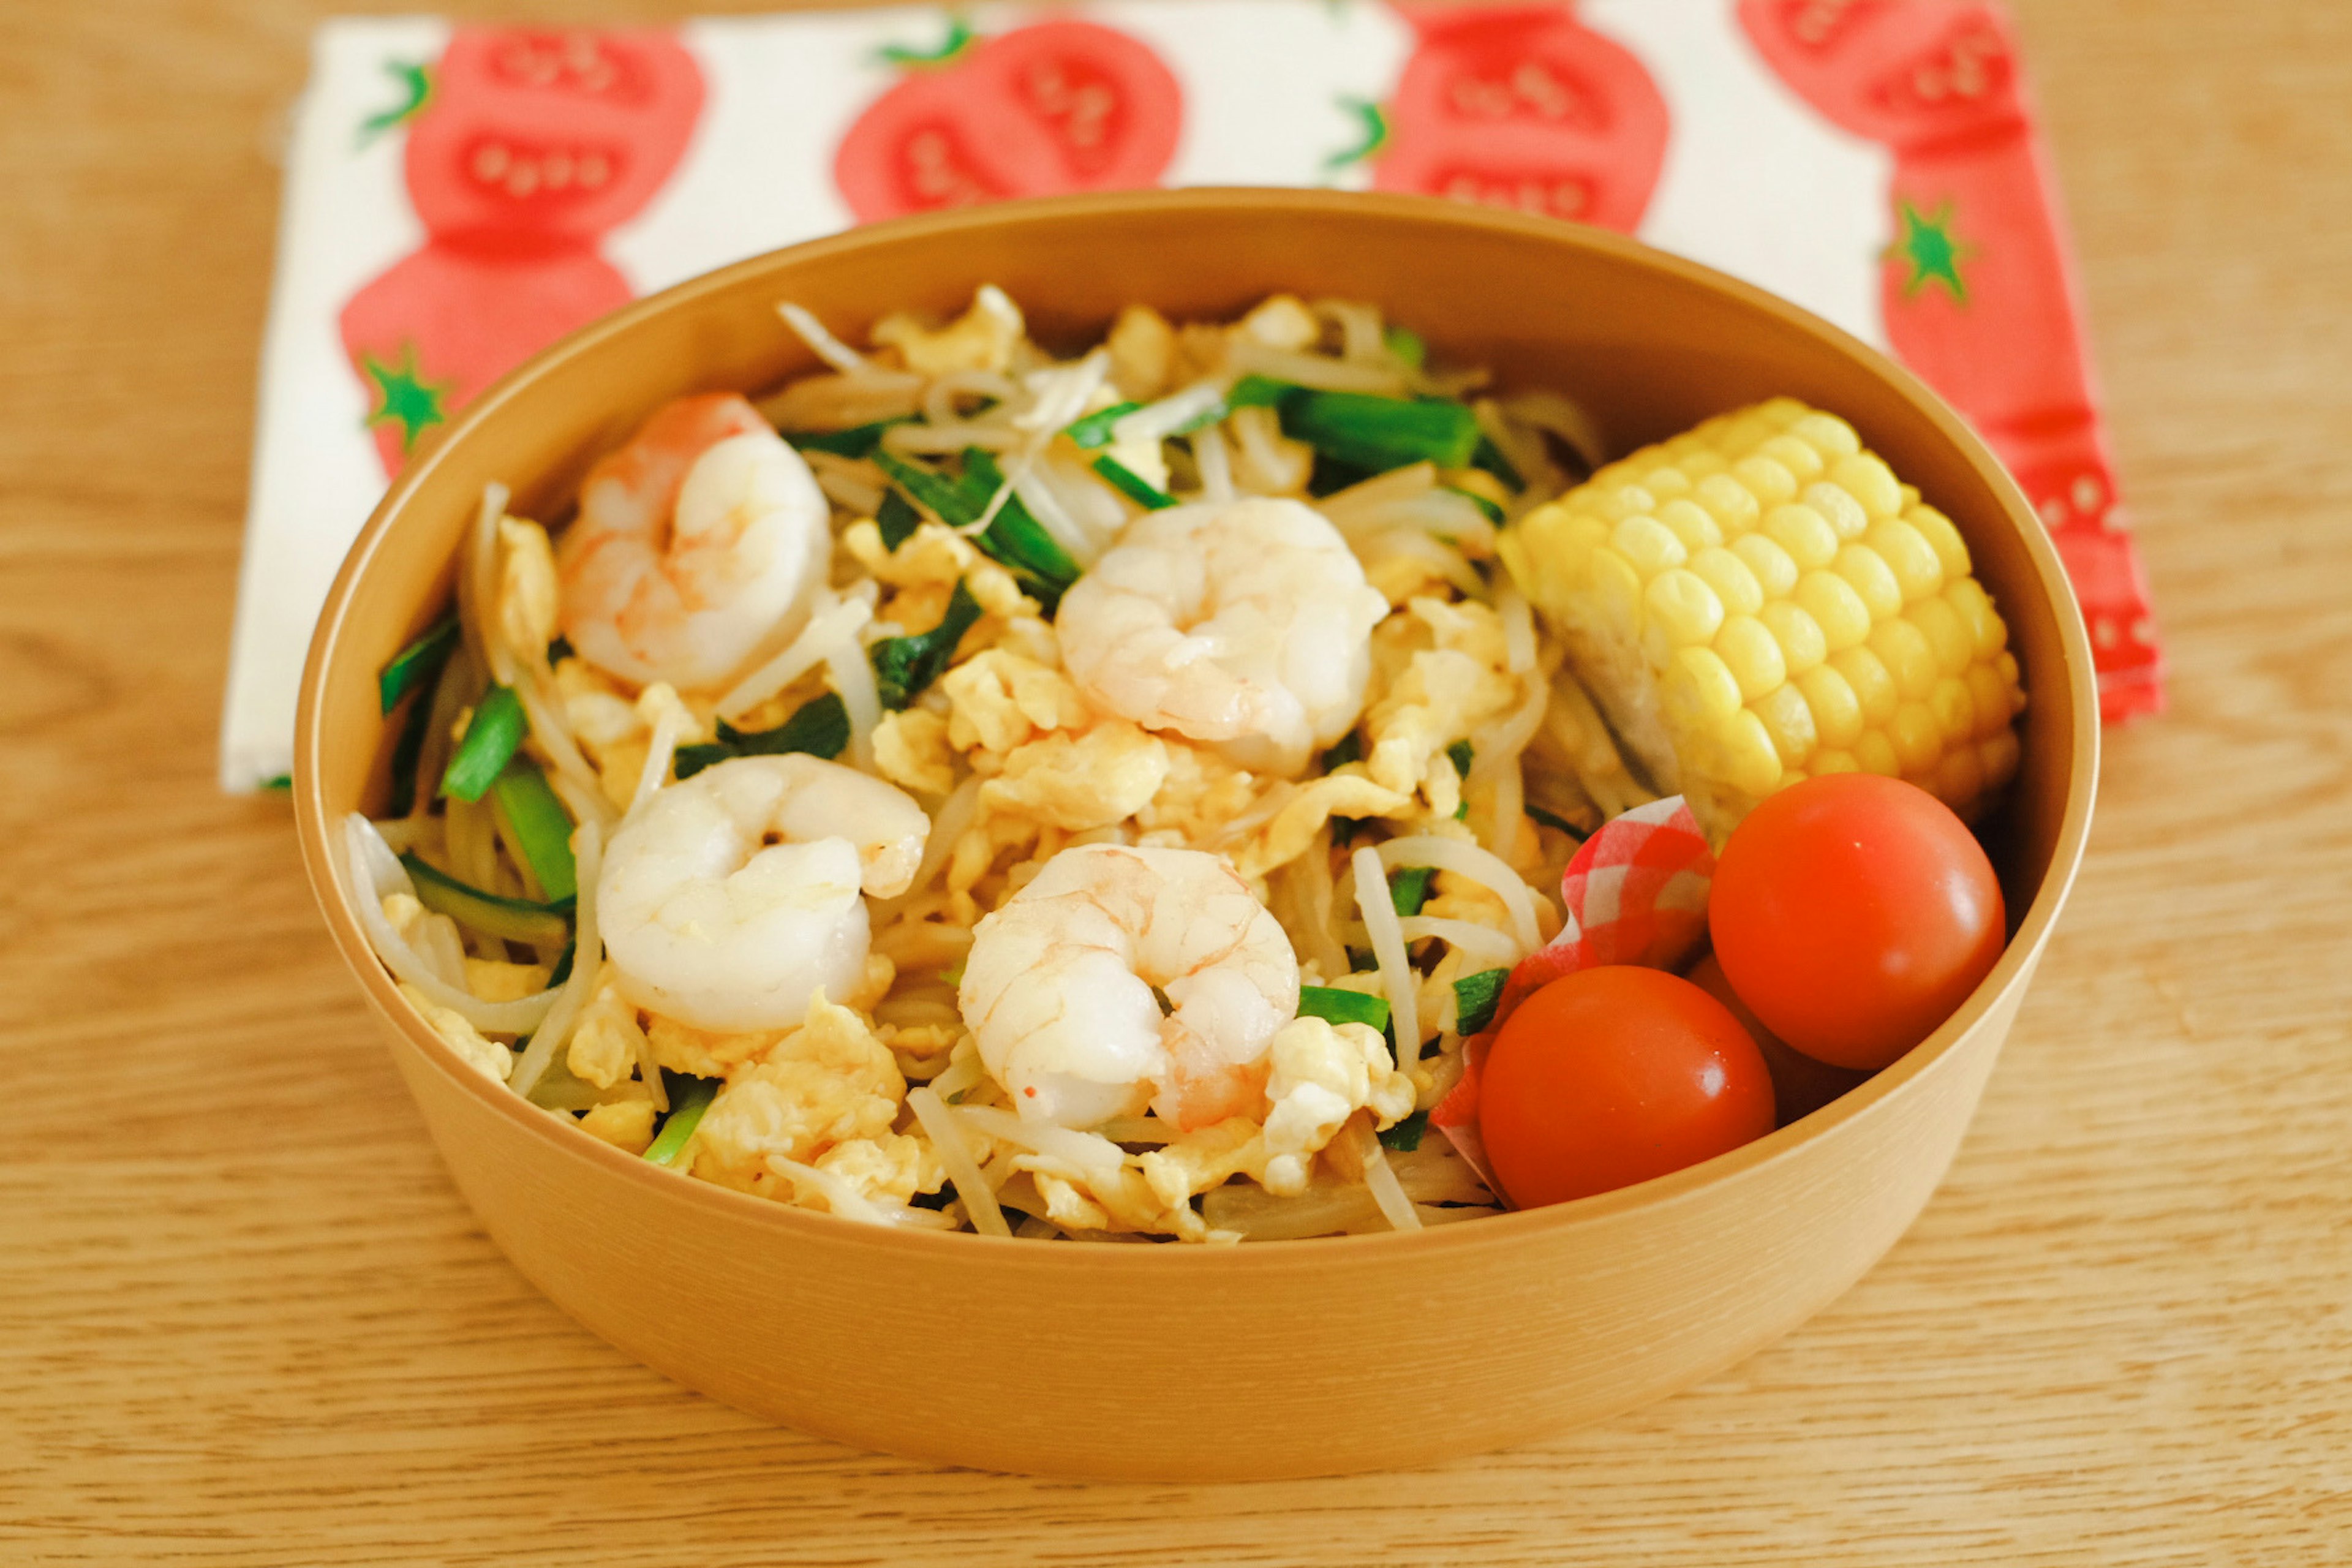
[{"xmin": 2, "ymin": 0, "xmax": 2347, "ymax": 1561}]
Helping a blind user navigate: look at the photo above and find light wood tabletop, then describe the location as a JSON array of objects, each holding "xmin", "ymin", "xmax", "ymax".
[{"xmin": 6, "ymin": 1, "xmax": 2349, "ymax": 1562}]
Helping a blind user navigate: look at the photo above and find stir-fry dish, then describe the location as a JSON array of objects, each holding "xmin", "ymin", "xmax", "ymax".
[{"xmin": 349, "ymin": 287, "xmax": 2027, "ymax": 1242}]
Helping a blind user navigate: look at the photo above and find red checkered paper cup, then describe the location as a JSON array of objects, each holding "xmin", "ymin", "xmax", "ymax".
[{"xmin": 1431, "ymin": 796, "xmax": 1717, "ymax": 1190}]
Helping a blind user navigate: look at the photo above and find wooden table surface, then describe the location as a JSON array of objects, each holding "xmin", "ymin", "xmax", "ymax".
[{"xmin": 7, "ymin": 1, "xmax": 2350, "ymax": 1562}]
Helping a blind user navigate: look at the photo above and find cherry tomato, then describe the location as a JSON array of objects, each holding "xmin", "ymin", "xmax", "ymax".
[
  {"xmin": 1479, "ymin": 967, "xmax": 1775, "ymax": 1209},
  {"xmin": 1686, "ymin": 954, "xmax": 1871, "ymax": 1125},
  {"xmin": 1710, "ymin": 774, "xmax": 2006, "ymax": 1072}
]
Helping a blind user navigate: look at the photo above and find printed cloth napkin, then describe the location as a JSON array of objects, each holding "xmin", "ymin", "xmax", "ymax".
[{"xmin": 221, "ymin": 0, "xmax": 2162, "ymax": 789}]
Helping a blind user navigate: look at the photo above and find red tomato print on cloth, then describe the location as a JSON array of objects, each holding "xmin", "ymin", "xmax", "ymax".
[
  {"xmin": 834, "ymin": 19, "xmax": 1183, "ymax": 223},
  {"xmin": 1368, "ymin": 4, "xmax": 1668, "ymax": 233},
  {"xmin": 1739, "ymin": 0, "xmax": 2163, "ymax": 719},
  {"xmin": 339, "ymin": 29, "xmax": 704, "ymax": 475}
]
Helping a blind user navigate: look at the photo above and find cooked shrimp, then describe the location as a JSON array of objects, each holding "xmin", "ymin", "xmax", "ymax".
[
  {"xmin": 959, "ymin": 843, "xmax": 1300, "ymax": 1131},
  {"xmin": 557, "ymin": 393, "xmax": 831, "ymax": 690},
  {"xmin": 598, "ymin": 755, "xmax": 929, "ymax": 1032},
  {"xmin": 1054, "ymin": 498, "xmax": 1389, "ymax": 777}
]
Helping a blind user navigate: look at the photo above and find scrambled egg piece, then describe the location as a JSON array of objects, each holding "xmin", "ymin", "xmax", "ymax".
[
  {"xmin": 1261, "ymin": 1017, "xmax": 1416, "ymax": 1194},
  {"xmin": 578, "ymin": 1099, "xmax": 657, "ymax": 1155},
  {"xmin": 813, "ymin": 1133, "xmax": 943, "ymax": 1208},
  {"xmin": 496, "ymin": 516, "xmax": 560, "ymax": 658},
  {"xmin": 1237, "ymin": 293, "xmax": 1321, "ymax": 352},
  {"xmin": 398, "ymin": 982, "xmax": 514, "ymax": 1085},
  {"xmin": 1224, "ymin": 772, "xmax": 1408, "ymax": 881},
  {"xmin": 1364, "ymin": 597, "xmax": 1524, "ymax": 807},
  {"xmin": 941, "ymin": 647, "xmax": 1090, "ymax": 758},
  {"xmin": 1104, "ymin": 303, "xmax": 1176, "ymax": 401},
  {"xmin": 981, "ymin": 722, "xmax": 1169, "ymax": 832},
  {"xmin": 568, "ymin": 982, "xmax": 648, "ymax": 1089},
  {"xmin": 464, "ymin": 957, "xmax": 550, "ymax": 1003},
  {"xmin": 871, "ymin": 284, "xmax": 1025, "ymax": 377},
  {"xmin": 844, "ymin": 518, "xmax": 1038, "ymax": 627},
  {"xmin": 873, "ymin": 707, "xmax": 956, "ymax": 796},
  {"xmin": 690, "ymin": 993, "xmax": 910, "ymax": 1194}
]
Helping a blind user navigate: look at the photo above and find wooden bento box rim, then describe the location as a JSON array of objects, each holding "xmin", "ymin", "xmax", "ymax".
[{"xmin": 293, "ymin": 186, "xmax": 2101, "ymax": 1272}]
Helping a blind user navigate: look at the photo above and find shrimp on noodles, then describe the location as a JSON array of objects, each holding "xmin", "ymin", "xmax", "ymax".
[
  {"xmin": 598, "ymin": 755, "xmax": 929, "ymax": 1031},
  {"xmin": 558, "ymin": 393, "xmax": 831, "ymax": 690},
  {"xmin": 958, "ymin": 843, "xmax": 1300, "ymax": 1131},
  {"xmin": 1054, "ymin": 498, "xmax": 1389, "ymax": 777}
]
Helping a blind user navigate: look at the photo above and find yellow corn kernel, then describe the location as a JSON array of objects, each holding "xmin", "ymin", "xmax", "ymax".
[
  {"xmin": 1639, "ymin": 464, "xmax": 1693, "ymax": 501},
  {"xmin": 1832, "ymin": 644, "xmax": 1899, "ymax": 725},
  {"xmin": 1832, "ymin": 543, "xmax": 1904, "ymax": 621},
  {"xmin": 1854, "ymin": 730, "xmax": 1901, "ymax": 776},
  {"xmin": 1789, "ymin": 410, "xmax": 1862, "ymax": 459},
  {"xmin": 1908, "ymin": 504, "xmax": 1972, "ymax": 579},
  {"xmin": 1829, "ymin": 452, "xmax": 1904, "ymax": 520},
  {"xmin": 1663, "ymin": 646, "xmax": 1744, "ymax": 728},
  {"xmin": 1721, "ymin": 709, "xmax": 1785, "ymax": 797},
  {"xmin": 1752, "ymin": 684, "xmax": 1818, "ymax": 766},
  {"xmin": 1613, "ymin": 514, "xmax": 1688, "ymax": 578},
  {"xmin": 1733, "ymin": 454, "xmax": 1800, "ymax": 508},
  {"xmin": 1731, "ymin": 533, "xmax": 1800, "ymax": 600},
  {"xmin": 1889, "ymin": 701, "xmax": 1943, "ymax": 773},
  {"xmin": 1678, "ymin": 448, "xmax": 1728, "ymax": 480},
  {"xmin": 1869, "ymin": 618, "xmax": 1940, "ymax": 699},
  {"xmin": 1586, "ymin": 484, "xmax": 1658, "ymax": 524},
  {"xmin": 1997, "ymin": 649, "xmax": 2021, "ymax": 689},
  {"xmin": 1695, "ymin": 473, "xmax": 1762, "ymax": 533},
  {"xmin": 1562, "ymin": 514, "xmax": 1613, "ymax": 559},
  {"xmin": 1812, "ymin": 747, "xmax": 1861, "ymax": 775},
  {"xmin": 1804, "ymin": 480, "xmax": 1870, "ymax": 541},
  {"xmin": 1645, "ymin": 569, "xmax": 1726, "ymax": 649},
  {"xmin": 1978, "ymin": 728, "xmax": 2021, "ymax": 790},
  {"xmin": 1936, "ymin": 746, "xmax": 1985, "ymax": 810},
  {"xmin": 1714, "ymin": 616, "xmax": 1789, "ymax": 700},
  {"xmin": 1686, "ymin": 546, "xmax": 1764, "ymax": 617},
  {"xmin": 1864, "ymin": 517, "xmax": 1944, "ymax": 603},
  {"xmin": 1909, "ymin": 597, "xmax": 1976, "ymax": 676},
  {"xmin": 1588, "ymin": 547, "xmax": 1645, "ymax": 638},
  {"xmin": 1945, "ymin": 576, "xmax": 2008, "ymax": 656},
  {"xmin": 1656, "ymin": 498, "xmax": 1724, "ymax": 552},
  {"xmin": 1795, "ymin": 569, "xmax": 1874, "ymax": 652},
  {"xmin": 1929, "ymin": 676, "xmax": 1977, "ymax": 747},
  {"xmin": 1756, "ymin": 433, "xmax": 1826, "ymax": 483},
  {"xmin": 1762, "ymin": 503, "xmax": 1840, "ymax": 571},
  {"xmin": 1796, "ymin": 664, "xmax": 1865, "ymax": 749},
  {"xmin": 1758, "ymin": 599, "xmax": 1827, "ymax": 677},
  {"xmin": 1966, "ymin": 663, "xmax": 2017, "ymax": 737}
]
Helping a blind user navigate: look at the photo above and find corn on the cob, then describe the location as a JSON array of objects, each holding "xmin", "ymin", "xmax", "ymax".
[{"xmin": 1499, "ymin": 397, "xmax": 2026, "ymax": 845}]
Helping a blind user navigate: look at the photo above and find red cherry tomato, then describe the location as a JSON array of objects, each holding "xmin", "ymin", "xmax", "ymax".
[
  {"xmin": 1710, "ymin": 774, "xmax": 2006, "ymax": 1072},
  {"xmin": 1479, "ymin": 967, "xmax": 1775, "ymax": 1209}
]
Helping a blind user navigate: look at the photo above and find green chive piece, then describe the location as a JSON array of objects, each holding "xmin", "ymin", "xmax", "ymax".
[
  {"xmin": 549, "ymin": 941, "xmax": 575, "ymax": 987},
  {"xmin": 1447, "ymin": 739, "xmax": 1474, "ymax": 778},
  {"xmin": 1092, "ymin": 454, "xmax": 1177, "ymax": 510},
  {"xmin": 1063, "ymin": 401, "xmax": 1144, "ymax": 449},
  {"xmin": 260, "ymin": 773, "xmax": 293, "ymax": 793},
  {"xmin": 378, "ymin": 614, "xmax": 460, "ymax": 714},
  {"xmin": 1453, "ymin": 968, "xmax": 1510, "ymax": 1036},
  {"xmin": 674, "ymin": 692, "xmax": 851, "ymax": 780},
  {"xmin": 1224, "ymin": 374, "xmax": 1295, "ymax": 411},
  {"xmin": 873, "ymin": 450, "xmax": 1079, "ymax": 611},
  {"xmin": 957, "ymin": 448, "xmax": 1081, "ymax": 609},
  {"xmin": 1298, "ymin": 986, "xmax": 1392, "ymax": 1033},
  {"xmin": 876, "ymin": 489, "xmax": 922, "ymax": 551},
  {"xmin": 440, "ymin": 684, "xmax": 526, "ymax": 802},
  {"xmin": 1278, "ymin": 390, "xmax": 1482, "ymax": 472},
  {"xmin": 1444, "ymin": 486, "xmax": 1506, "ymax": 524},
  {"xmin": 1382, "ymin": 325, "xmax": 1427, "ymax": 371},
  {"xmin": 1320, "ymin": 731, "xmax": 1364, "ymax": 770},
  {"xmin": 399, "ymin": 852, "xmax": 573, "ymax": 946},
  {"xmin": 1378, "ymin": 1109, "xmax": 1430, "ymax": 1153},
  {"xmin": 488, "ymin": 758, "xmax": 577, "ymax": 902},
  {"xmin": 1526, "ymin": 803, "xmax": 1585, "ymax": 837},
  {"xmin": 1347, "ymin": 946, "xmax": 1379, "ymax": 973},
  {"xmin": 870, "ymin": 579, "xmax": 984, "ymax": 710},
  {"xmin": 1471, "ymin": 435, "xmax": 1524, "ymax": 491},
  {"xmin": 644, "ymin": 1074, "xmax": 720, "ymax": 1167},
  {"xmin": 1389, "ymin": 865, "xmax": 1434, "ymax": 917},
  {"xmin": 784, "ymin": 417, "xmax": 912, "ymax": 458}
]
